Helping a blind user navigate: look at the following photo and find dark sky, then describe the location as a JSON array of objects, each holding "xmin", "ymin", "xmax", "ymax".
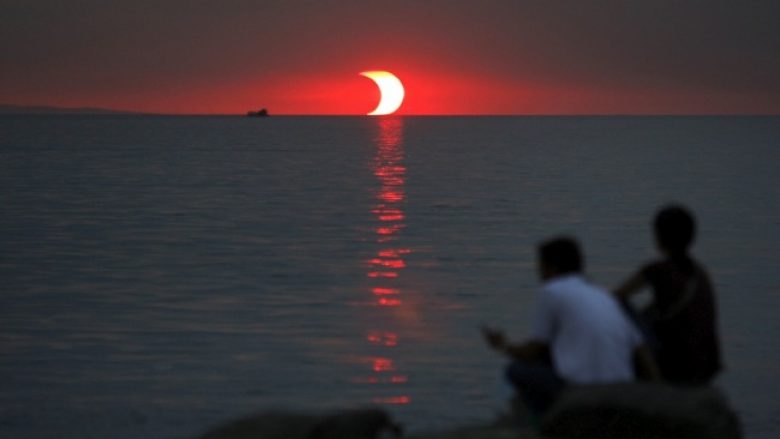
[{"xmin": 2, "ymin": 0, "xmax": 778, "ymax": 114}]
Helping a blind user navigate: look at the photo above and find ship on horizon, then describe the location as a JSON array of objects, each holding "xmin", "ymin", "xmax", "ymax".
[{"xmin": 246, "ymin": 108, "xmax": 269, "ymax": 117}]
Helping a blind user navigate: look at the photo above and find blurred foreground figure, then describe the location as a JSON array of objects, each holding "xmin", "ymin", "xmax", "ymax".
[
  {"xmin": 197, "ymin": 408, "xmax": 401, "ymax": 439},
  {"xmin": 615, "ymin": 205, "xmax": 722, "ymax": 385},
  {"xmin": 483, "ymin": 237, "xmax": 658, "ymax": 418}
]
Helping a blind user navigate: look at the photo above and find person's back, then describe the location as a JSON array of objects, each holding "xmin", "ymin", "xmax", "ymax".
[
  {"xmin": 616, "ymin": 205, "xmax": 722, "ymax": 385},
  {"xmin": 643, "ymin": 257, "xmax": 721, "ymax": 384},
  {"xmin": 536, "ymin": 273, "xmax": 641, "ymax": 384}
]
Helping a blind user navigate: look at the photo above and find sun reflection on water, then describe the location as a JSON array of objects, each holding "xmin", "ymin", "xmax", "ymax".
[{"xmin": 359, "ymin": 117, "xmax": 411, "ymax": 405}]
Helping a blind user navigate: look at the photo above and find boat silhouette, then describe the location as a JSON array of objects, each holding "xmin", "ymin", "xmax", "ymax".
[{"xmin": 246, "ymin": 108, "xmax": 269, "ymax": 117}]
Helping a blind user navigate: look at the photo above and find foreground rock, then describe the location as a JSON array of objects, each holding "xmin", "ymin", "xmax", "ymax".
[
  {"xmin": 195, "ymin": 383, "xmax": 740, "ymax": 439},
  {"xmin": 196, "ymin": 408, "xmax": 400, "ymax": 439},
  {"xmin": 540, "ymin": 383, "xmax": 741, "ymax": 439},
  {"xmin": 406, "ymin": 423, "xmax": 540, "ymax": 439}
]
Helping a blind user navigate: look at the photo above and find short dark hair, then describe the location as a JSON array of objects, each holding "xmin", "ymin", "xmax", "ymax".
[
  {"xmin": 538, "ymin": 236, "xmax": 583, "ymax": 274},
  {"xmin": 654, "ymin": 205, "xmax": 696, "ymax": 254}
]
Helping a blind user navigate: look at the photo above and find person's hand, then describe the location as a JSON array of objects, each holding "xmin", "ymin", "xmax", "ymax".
[{"xmin": 481, "ymin": 326, "xmax": 507, "ymax": 351}]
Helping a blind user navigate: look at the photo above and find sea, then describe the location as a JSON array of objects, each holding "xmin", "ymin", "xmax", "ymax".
[{"xmin": 1, "ymin": 115, "xmax": 778, "ymax": 438}]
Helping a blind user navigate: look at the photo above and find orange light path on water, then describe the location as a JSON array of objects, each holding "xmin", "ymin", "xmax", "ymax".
[
  {"xmin": 372, "ymin": 287, "xmax": 400, "ymax": 296},
  {"xmin": 373, "ymin": 396, "xmax": 412, "ymax": 405},
  {"xmin": 354, "ymin": 116, "xmax": 411, "ymax": 405},
  {"xmin": 367, "ymin": 271, "xmax": 398, "ymax": 278}
]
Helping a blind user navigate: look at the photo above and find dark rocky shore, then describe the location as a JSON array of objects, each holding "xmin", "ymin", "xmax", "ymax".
[{"xmin": 195, "ymin": 383, "xmax": 740, "ymax": 439}]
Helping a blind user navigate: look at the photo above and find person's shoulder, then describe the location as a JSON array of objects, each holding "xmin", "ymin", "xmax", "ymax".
[
  {"xmin": 540, "ymin": 275, "xmax": 570, "ymax": 299},
  {"xmin": 543, "ymin": 273, "xmax": 577, "ymax": 289},
  {"xmin": 691, "ymin": 258, "xmax": 711, "ymax": 275},
  {"xmin": 577, "ymin": 276, "xmax": 612, "ymax": 298},
  {"xmin": 641, "ymin": 259, "xmax": 667, "ymax": 279},
  {"xmin": 642, "ymin": 258, "xmax": 666, "ymax": 271},
  {"xmin": 544, "ymin": 273, "xmax": 595, "ymax": 295},
  {"xmin": 691, "ymin": 258, "xmax": 715, "ymax": 285}
]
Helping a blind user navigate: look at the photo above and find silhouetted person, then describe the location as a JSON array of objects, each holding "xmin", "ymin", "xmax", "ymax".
[
  {"xmin": 484, "ymin": 237, "xmax": 659, "ymax": 418},
  {"xmin": 615, "ymin": 205, "xmax": 722, "ymax": 386}
]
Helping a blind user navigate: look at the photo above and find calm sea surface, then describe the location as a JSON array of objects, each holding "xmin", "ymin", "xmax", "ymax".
[{"xmin": 1, "ymin": 115, "xmax": 778, "ymax": 438}]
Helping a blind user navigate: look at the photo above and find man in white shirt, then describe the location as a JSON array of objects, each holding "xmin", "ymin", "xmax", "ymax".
[{"xmin": 483, "ymin": 236, "xmax": 659, "ymax": 416}]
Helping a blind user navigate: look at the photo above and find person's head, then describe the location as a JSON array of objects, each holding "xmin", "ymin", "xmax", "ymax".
[
  {"xmin": 654, "ymin": 204, "xmax": 696, "ymax": 257},
  {"xmin": 537, "ymin": 236, "xmax": 583, "ymax": 280}
]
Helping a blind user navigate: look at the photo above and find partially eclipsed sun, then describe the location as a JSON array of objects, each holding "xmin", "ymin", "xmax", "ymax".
[{"xmin": 360, "ymin": 71, "xmax": 405, "ymax": 115}]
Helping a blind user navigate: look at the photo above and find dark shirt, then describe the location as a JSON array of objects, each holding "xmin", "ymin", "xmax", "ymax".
[{"xmin": 642, "ymin": 258, "xmax": 722, "ymax": 385}]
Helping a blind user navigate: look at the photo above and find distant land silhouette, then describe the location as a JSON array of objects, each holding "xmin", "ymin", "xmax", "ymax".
[{"xmin": 0, "ymin": 104, "xmax": 137, "ymax": 115}]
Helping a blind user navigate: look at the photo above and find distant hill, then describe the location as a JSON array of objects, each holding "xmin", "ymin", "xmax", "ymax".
[{"xmin": 0, "ymin": 104, "xmax": 137, "ymax": 115}]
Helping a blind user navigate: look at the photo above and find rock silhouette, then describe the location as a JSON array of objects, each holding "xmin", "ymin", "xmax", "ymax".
[
  {"xmin": 540, "ymin": 383, "xmax": 741, "ymax": 439},
  {"xmin": 196, "ymin": 408, "xmax": 400, "ymax": 439}
]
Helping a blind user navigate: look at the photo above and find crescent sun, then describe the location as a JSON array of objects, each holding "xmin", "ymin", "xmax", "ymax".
[{"xmin": 360, "ymin": 71, "xmax": 405, "ymax": 116}]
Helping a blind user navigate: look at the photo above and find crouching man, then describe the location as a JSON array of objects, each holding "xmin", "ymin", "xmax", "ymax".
[{"xmin": 483, "ymin": 236, "xmax": 659, "ymax": 417}]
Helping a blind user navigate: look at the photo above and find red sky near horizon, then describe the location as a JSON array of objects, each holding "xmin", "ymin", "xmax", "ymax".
[{"xmin": 2, "ymin": 1, "xmax": 779, "ymax": 115}]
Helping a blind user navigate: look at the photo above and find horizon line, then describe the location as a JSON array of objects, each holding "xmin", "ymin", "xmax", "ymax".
[
  {"xmin": 0, "ymin": 104, "xmax": 780, "ymax": 119},
  {"xmin": 1, "ymin": 104, "xmax": 778, "ymax": 118}
]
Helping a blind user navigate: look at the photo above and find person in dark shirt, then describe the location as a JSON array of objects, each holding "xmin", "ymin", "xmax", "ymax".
[{"xmin": 615, "ymin": 205, "xmax": 722, "ymax": 385}]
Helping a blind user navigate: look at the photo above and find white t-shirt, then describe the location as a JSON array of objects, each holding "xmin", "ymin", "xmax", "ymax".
[{"xmin": 530, "ymin": 274, "xmax": 643, "ymax": 384}]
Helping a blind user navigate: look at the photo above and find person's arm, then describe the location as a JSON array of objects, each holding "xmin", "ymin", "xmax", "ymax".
[
  {"xmin": 614, "ymin": 271, "xmax": 646, "ymax": 301},
  {"xmin": 633, "ymin": 344, "xmax": 662, "ymax": 382},
  {"xmin": 482, "ymin": 327, "xmax": 550, "ymax": 361},
  {"xmin": 504, "ymin": 340, "xmax": 550, "ymax": 361}
]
